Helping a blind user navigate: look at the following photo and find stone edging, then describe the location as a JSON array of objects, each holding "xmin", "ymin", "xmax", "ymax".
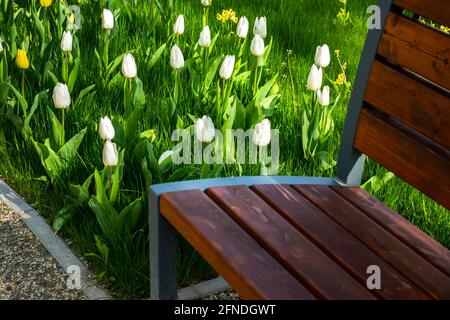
[{"xmin": 0, "ymin": 179, "xmax": 110, "ymax": 300}]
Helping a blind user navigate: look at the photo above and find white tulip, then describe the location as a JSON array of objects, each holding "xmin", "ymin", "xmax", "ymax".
[
  {"xmin": 219, "ymin": 55, "xmax": 235, "ymax": 80},
  {"xmin": 198, "ymin": 26, "xmax": 211, "ymax": 48},
  {"xmin": 102, "ymin": 9, "xmax": 114, "ymax": 30},
  {"xmin": 173, "ymin": 15, "xmax": 185, "ymax": 36},
  {"xmin": 103, "ymin": 140, "xmax": 118, "ymax": 167},
  {"xmin": 236, "ymin": 16, "xmax": 249, "ymax": 38},
  {"xmin": 307, "ymin": 64, "xmax": 323, "ymax": 91},
  {"xmin": 250, "ymin": 35, "xmax": 265, "ymax": 57},
  {"xmin": 201, "ymin": 0, "xmax": 212, "ymax": 6},
  {"xmin": 52, "ymin": 83, "xmax": 71, "ymax": 109},
  {"xmin": 195, "ymin": 116, "xmax": 215, "ymax": 143},
  {"xmin": 253, "ymin": 119, "xmax": 271, "ymax": 147},
  {"xmin": 60, "ymin": 31, "xmax": 73, "ymax": 52},
  {"xmin": 158, "ymin": 150, "xmax": 174, "ymax": 165},
  {"xmin": 121, "ymin": 53, "xmax": 137, "ymax": 78},
  {"xmin": 317, "ymin": 86, "xmax": 330, "ymax": 106},
  {"xmin": 253, "ymin": 17, "xmax": 267, "ymax": 39},
  {"xmin": 99, "ymin": 116, "xmax": 115, "ymax": 141},
  {"xmin": 315, "ymin": 44, "xmax": 331, "ymax": 68},
  {"xmin": 170, "ymin": 45, "xmax": 185, "ymax": 69},
  {"xmin": 0, "ymin": 41, "xmax": 3, "ymax": 53}
]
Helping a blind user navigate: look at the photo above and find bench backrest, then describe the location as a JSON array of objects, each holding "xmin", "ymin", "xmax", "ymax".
[{"xmin": 337, "ymin": 0, "xmax": 450, "ymax": 210}]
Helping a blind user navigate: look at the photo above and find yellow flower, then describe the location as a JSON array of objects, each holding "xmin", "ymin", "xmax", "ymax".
[
  {"xmin": 334, "ymin": 72, "xmax": 345, "ymax": 86},
  {"xmin": 334, "ymin": 49, "xmax": 340, "ymax": 58},
  {"xmin": 16, "ymin": 49, "xmax": 30, "ymax": 70},
  {"xmin": 40, "ymin": 0, "xmax": 53, "ymax": 7},
  {"xmin": 440, "ymin": 25, "xmax": 450, "ymax": 33}
]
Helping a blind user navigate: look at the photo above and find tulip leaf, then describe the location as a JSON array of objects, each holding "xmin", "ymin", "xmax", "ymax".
[
  {"xmin": 32, "ymin": 139, "xmax": 63, "ymax": 182},
  {"xmin": 202, "ymin": 56, "xmax": 222, "ymax": 96},
  {"xmin": 57, "ymin": 127, "xmax": 87, "ymax": 167},
  {"xmin": 47, "ymin": 107, "xmax": 62, "ymax": 151},
  {"xmin": 88, "ymin": 196, "xmax": 118, "ymax": 243},
  {"xmin": 33, "ymin": 11, "xmax": 45, "ymax": 41},
  {"xmin": 52, "ymin": 207, "xmax": 74, "ymax": 234},
  {"xmin": 22, "ymin": 90, "xmax": 48, "ymax": 142},
  {"xmin": 133, "ymin": 77, "xmax": 146, "ymax": 107},
  {"xmin": 147, "ymin": 43, "xmax": 166, "ymax": 70},
  {"xmin": 5, "ymin": 82, "xmax": 28, "ymax": 115},
  {"xmin": 68, "ymin": 56, "xmax": 80, "ymax": 93},
  {"xmin": 93, "ymin": 169, "xmax": 109, "ymax": 208},
  {"xmin": 255, "ymin": 74, "xmax": 278, "ymax": 108},
  {"xmin": 118, "ymin": 197, "xmax": 142, "ymax": 234},
  {"xmin": 106, "ymin": 53, "xmax": 126, "ymax": 81},
  {"xmin": 125, "ymin": 104, "xmax": 144, "ymax": 146},
  {"xmin": 109, "ymin": 150, "xmax": 125, "ymax": 205}
]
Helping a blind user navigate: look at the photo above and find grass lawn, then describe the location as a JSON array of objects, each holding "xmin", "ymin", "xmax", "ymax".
[{"xmin": 0, "ymin": 0, "xmax": 448, "ymax": 298}]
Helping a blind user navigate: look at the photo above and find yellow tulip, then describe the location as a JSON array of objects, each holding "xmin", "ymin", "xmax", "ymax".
[
  {"xmin": 16, "ymin": 49, "xmax": 30, "ymax": 70},
  {"xmin": 40, "ymin": 0, "xmax": 53, "ymax": 7}
]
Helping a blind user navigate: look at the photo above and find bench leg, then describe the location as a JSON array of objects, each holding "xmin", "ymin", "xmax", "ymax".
[{"xmin": 149, "ymin": 190, "xmax": 178, "ymax": 300}]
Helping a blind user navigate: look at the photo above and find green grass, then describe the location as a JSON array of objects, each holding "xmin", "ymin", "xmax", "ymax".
[{"xmin": 0, "ymin": 0, "xmax": 448, "ymax": 298}]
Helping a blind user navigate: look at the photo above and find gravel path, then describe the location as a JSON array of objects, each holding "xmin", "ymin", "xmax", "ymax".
[{"xmin": 0, "ymin": 200, "xmax": 86, "ymax": 300}]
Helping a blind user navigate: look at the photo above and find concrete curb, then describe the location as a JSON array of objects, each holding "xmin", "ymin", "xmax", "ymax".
[
  {"xmin": 0, "ymin": 179, "xmax": 111, "ymax": 300},
  {"xmin": 178, "ymin": 277, "xmax": 230, "ymax": 300}
]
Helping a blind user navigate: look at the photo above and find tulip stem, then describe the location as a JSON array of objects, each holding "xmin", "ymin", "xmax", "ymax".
[
  {"xmin": 62, "ymin": 52, "xmax": 68, "ymax": 83},
  {"xmin": 21, "ymin": 70, "xmax": 25, "ymax": 99},
  {"xmin": 108, "ymin": 166, "xmax": 113, "ymax": 192},
  {"xmin": 61, "ymin": 109, "xmax": 65, "ymax": 148},
  {"xmin": 174, "ymin": 70, "xmax": 179, "ymax": 104}
]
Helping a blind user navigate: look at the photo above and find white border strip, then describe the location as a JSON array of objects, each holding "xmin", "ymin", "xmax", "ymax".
[{"xmin": 0, "ymin": 179, "xmax": 110, "ymax": 300}]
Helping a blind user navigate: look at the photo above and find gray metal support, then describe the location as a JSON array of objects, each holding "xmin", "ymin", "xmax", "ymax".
[
  {"xmin": 149, "ymin": 188, "xmax": 178, "ymax": 300},
  {"xmin": 336, "ymin": 0, "xmax": 393, "ymax": 186}
]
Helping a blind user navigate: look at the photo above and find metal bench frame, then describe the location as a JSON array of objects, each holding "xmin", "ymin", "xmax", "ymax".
[{"xmin": 149, "ymin": 0, "xmax": 393, "ymax": 300}]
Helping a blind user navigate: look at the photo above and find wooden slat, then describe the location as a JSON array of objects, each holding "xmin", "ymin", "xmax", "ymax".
[
  {"xmin": 207, "ymin": 185, "xmax": 376, "ymax": 300},
  {"xmin": 378, "ymin": 12, "xmax": 450, "ymax": 90},
  {"xmin": 294, "ymin": 185, "xmax": 450, "ymax": 299},
  {"xmin": 365, "ymin": 60, "xmax": 450, "ymax": 150},
  {"xmin": 393, "ymin": 0, "xmax": 450, "ymax": 27},
  {"xmin": 354, "ymin": 108, "xmax": 450, "ymax": 210},
  {"xmin": 252, "ymin": 184, "xmax": 431, "ymax": 300},
  {"xmin": 332, "ymin": 186, "xmax": 450, "ymax": 277},
  {"xmin": 160, "ymin": 190, "xmax": 316, "ymax": 300}
]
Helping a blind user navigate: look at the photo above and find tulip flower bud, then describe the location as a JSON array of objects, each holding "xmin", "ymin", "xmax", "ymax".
[
  {"xmin": 201, "ymin": 0, "xmax": 212, "ymax": 6},
  {"xmin": 174, "ymin": 15, "xmax": 185, "ymax": 36},
  {"xmin": 16, "ymin": 49, "xmax": 30, "ymax": 70},
  {"xmin": 158, "ymin": 150, "xmax": 174, "ymax": 166},
  {"xmin": 315, "ymin": 44, "xmax": 330, "ymax": 68},
  {"xmin": 121, "ymin": 53, "xmax": 137, "ymax": 78},
  {"xmin": 198, "ymin": 26, "xmax": 211, "ymax": 48},
  {"xmin": 0, "ymin": 40, "xmax": 3, "ymax": 53},
  {"xmin": 61, "ymin": 31, "xmax": 73, "ymax": 52},
  {"xmin": 99, "ymin": 116, "xmax": 115, "ymax": 141},
  {"xmin": 307, "ymin": 64, "xmax": 322, "ymax": 91},
  {"xmin": 317, "ymin": 86, "xmax": 330, "ymax": 106},
  {"xmin": 253, "ymin": 119, "xmax": 271, "ymax": 147},
  {"xmin": 219, "ymin": 55, "xmax": 235, "ymax": 80},
  {"xmin": 102, "ymin": 9, "xmax": 114, "ymax": 30},
  {"xmin": 236, "ymin": 16, "xmax": 249, "ymax": 38},
  {"xmin": 52, "ymin": 83, "xmax": 71, "ymax": 109},
  {"xmin": 103, "ymin": 140, "xmax": 118, "ymax": 167},
  {"xmin": 170, "ymin": 45, "xmax": 185, "ymax": 70},
  {"xmin": 253, "ymin": 17, "xmax": 267, "ymax": 39},
  {"xmin": 195, "ymin": 116, "xmax": 215, "ymax": 143},
  {"xmin": 250, "ymin": 35, "xmax": 265, "ymax": 57},
  {"xmin": 40, "ymin": 0, "xmax": 53, "ymax": 7}
]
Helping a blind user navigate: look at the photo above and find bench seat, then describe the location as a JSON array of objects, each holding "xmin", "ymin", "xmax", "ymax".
[{"xmin": 154, "ymin": 178, "xmax": 450, "ymax": 300}]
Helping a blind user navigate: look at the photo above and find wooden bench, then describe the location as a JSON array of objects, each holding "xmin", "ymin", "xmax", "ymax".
[{"xmin": 149, "ymin": 0, "xmax": 450, "ymax": 300}]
